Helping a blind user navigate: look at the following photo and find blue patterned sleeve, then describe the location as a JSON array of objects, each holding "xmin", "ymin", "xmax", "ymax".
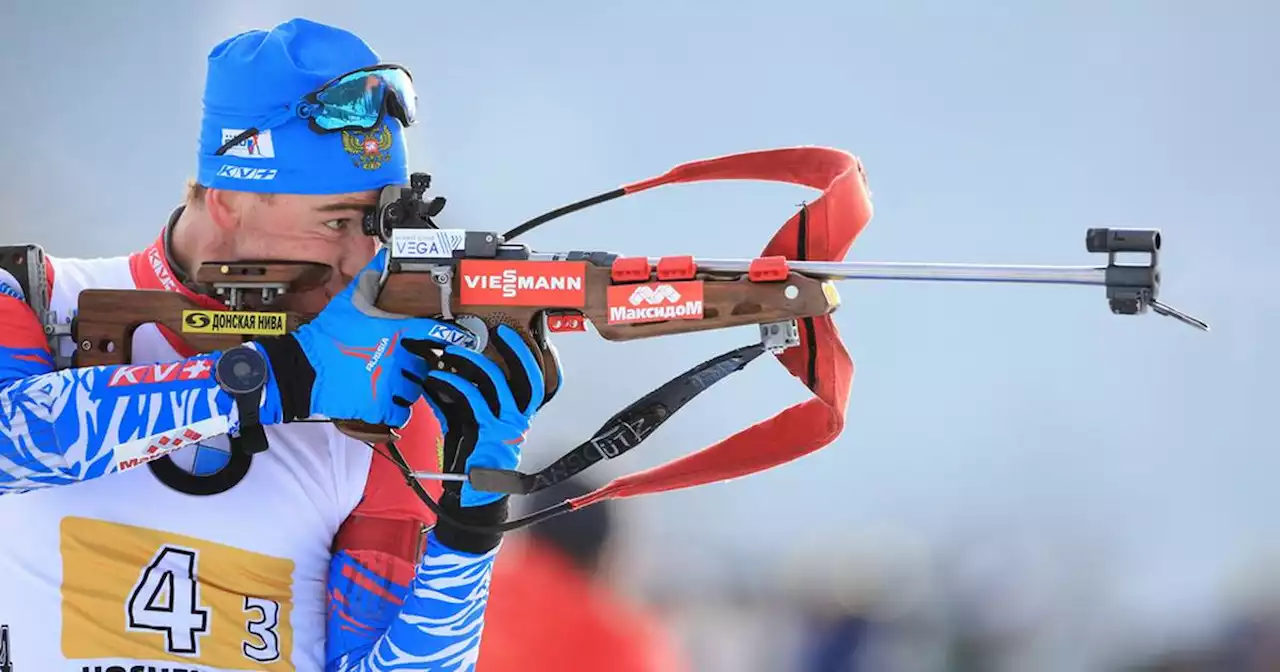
[
  {"xmin": 327, "ymin": 533, "xmax": 499, "ymax": 672},
  {"xmin": 0, "ymin": 294, "xmax": 283, "ymax": 494}
]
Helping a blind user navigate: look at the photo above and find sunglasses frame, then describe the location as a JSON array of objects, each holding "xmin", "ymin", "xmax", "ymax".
[
  {"xmin": 299, "ymin": 63, "xmax": 417, "ymax": 134},
  {"xmin": 214, "ymin": 63, "xmax": 417, "ymax": 157}
]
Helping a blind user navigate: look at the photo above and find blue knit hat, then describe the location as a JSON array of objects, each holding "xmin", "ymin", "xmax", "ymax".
[{"xmin": 196, "ymin": 18, "xmax": 410, "ymax": 194}]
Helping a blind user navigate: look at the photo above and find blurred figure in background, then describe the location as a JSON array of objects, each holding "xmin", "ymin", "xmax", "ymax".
[
  {"xmin": 477, "ymin": 478, "xmax": 688, "ymax": 672},
  {"xmin": 797, "ymin": 608, "xmax": 874, "ymax": 672}
]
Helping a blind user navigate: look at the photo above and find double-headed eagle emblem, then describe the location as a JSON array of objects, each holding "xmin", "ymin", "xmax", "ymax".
[{"xmin": 341, "ymin": 123, "xmax": 393, "ymax": 171}]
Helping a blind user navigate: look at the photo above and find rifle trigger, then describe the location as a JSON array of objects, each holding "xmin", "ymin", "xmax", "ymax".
[{"xmin": 431, "ymin": 265, "xmax": 454, "ymax": 320}]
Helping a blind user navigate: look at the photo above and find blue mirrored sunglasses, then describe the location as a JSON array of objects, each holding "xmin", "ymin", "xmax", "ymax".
[{"xmin": 215, "ymin": 64, "xmax": 417, "ymax": 156}]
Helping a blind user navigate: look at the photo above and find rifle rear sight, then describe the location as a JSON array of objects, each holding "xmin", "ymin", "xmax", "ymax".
[{"xmin": 362, "ymin": 171, "xmax": 447, "ymax": 243}]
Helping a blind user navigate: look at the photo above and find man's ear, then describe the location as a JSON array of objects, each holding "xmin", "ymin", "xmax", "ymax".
[{"xmin": 204, "ymin": 187, "xmax": 243, "ymax": 232}]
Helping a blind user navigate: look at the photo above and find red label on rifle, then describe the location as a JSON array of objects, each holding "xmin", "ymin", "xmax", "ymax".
[
  {"xmin": 459, "ymin": 260, "xmax": 588, "ymax": 307},
  {"xmin": 546, "ymin": 313, "xmax": 587, "ymax": 332},
  {"xmin": 606, "ymin": 281, "xmax": 705, "ymax": 325}
]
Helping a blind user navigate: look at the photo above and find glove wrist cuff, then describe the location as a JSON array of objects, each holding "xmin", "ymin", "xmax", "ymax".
[
  {"xmin": 434, "ymin": 493, "xmax": 508, "ymax": 554},
  {"xmin": 253, "ymin": 335, "xmax": 315, "ymax": 422}
]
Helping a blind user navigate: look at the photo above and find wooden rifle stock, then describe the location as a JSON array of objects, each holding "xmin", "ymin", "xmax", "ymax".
[{"xmin": 70, "ymin": 258, "xmax": 841, "ymax": 445}]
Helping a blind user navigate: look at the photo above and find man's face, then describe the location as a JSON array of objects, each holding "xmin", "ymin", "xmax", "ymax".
[{"xmin": 216, "ymin": 188, "xmax": 381, "ymax": 315}]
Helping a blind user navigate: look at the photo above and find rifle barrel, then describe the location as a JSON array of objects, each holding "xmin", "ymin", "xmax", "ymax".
[{"xmin": 679, "ymin": 259, "xmax": 1108, "ymax": 286}]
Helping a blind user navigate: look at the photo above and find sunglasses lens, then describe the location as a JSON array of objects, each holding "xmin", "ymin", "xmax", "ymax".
[{"xmin": 311, "ymin": 67, "xmax": 416, "ymax": 131}]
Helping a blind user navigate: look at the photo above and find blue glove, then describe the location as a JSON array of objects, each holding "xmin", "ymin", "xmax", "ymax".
[
  {"xmin": 424, "ymin": 324, "xmax": 547, "ymax": 508},
  {"xmin": 255, "ymin": 248, "xmax": 482, "ymax": 427}
]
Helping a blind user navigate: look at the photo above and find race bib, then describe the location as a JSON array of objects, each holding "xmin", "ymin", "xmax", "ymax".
[{"xmin": 60, "ymin": 517, "xmax": 295, "ymax": 671}]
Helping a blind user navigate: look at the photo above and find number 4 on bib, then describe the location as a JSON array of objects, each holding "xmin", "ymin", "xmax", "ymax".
[
  {"xmin": 123, "ymin": 542, "xmax": 284, "ymax": 664},
  {"xmin": 126, "ymin": 546, "xmax": 212, "ymax": 656}
]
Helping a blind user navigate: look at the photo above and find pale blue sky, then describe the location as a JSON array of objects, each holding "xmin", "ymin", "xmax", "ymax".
[{"xmin": 2, "ymin": 0, "xmax": 1276, "ymax": 649}]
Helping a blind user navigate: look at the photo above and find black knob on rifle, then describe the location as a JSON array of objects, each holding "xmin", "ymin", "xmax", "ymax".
[
  {"xmin": 1086, "ymin": 228, "xmax": 1161, "ymax": 254},
  {"xmin": 411, "ymin": 172, "xmax": 432, "ymax": 197}
]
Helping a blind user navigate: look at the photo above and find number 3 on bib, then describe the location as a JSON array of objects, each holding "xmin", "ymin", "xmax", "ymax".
[{"xmin": 126, "ymin": 544, "xmax": 282, "ymax": 663}]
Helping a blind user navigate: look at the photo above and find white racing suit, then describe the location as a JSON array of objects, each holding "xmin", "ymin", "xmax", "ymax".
[{"xmin": 0, "ymin": 223, "xmax": 494, "ymax": 672}]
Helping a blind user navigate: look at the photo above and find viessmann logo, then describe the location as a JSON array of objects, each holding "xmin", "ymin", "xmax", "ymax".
[
  {"xmin": 458, "ymin": 260, "xmax": 587, "ymax": 307},
  {"xmin": 606, "ymin": 280, "xmax": 705, "ymax": 325}
]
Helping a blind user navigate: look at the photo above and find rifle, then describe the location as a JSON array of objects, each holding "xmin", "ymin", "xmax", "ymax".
[{"xmin": 12, "ymin": 147, "xmax": 1208, "ymax": 528}]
